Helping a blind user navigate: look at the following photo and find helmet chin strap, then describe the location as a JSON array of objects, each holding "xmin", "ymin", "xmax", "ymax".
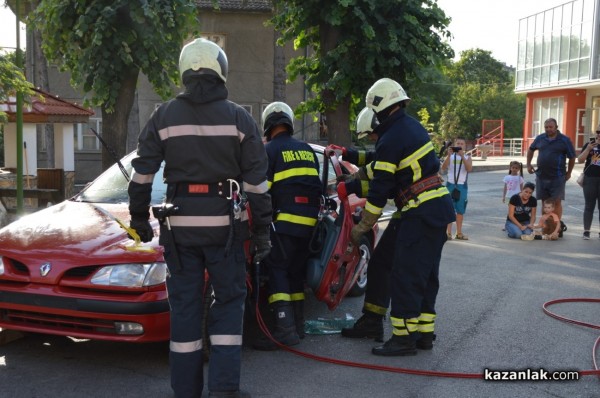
[{"xmin": 375, "ymin": 104, "xmax": 401, "ymax": 123}]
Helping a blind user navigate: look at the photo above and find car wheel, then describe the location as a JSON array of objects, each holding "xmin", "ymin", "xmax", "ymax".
[{"xmin": 348, "ymin": 235, "xmax": 372, "ymax": 297}]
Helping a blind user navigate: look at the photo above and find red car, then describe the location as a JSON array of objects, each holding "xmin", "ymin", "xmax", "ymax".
[{"xmin": 0, "ymin": 144, "xmax": 377, "ymax": 342}]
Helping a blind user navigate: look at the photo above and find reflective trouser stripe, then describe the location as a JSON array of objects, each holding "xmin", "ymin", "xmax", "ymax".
[
  {"xmin": 210, "ymin": 334, "xmax": 243, "ymax": 345},
  {"xmin": 170, "ymin": 339, "xmax": 202, "ymax": 353},
  {"xmin": 364, "ymin": 302, "xmax": 387, "ymax": 316},
  {"xmin": 418, "ymin": 312, "xmax": 436, "ymax": 333},
  {"xmin": 391, "ymin": 317, "xmax": 418, "ymax": 336},
  {"xmin": 269, "ymin": 292, "xmax": 292, "ymax": 304},
  {"xmin": 290, "ymin": 292, "xmax": 305, "ymax": 301}
]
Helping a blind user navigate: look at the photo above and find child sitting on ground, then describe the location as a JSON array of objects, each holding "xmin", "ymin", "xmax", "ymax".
[{"xmin": 521, "ymin": 199, "xmax": 561, "ymax": 241}]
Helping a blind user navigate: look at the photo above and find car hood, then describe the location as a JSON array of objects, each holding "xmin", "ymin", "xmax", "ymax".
[{"xmin": 0, "ymin": 201, "xmax": 162, "ymax": 266}]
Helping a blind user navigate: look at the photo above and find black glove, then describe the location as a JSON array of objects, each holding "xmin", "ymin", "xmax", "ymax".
[
  {"xmin": 129, "ymin": 213, "xmax": 153, "ymax": 243},
  {"xmin": 251, "ymin": 224, "xmax": 272, "ymax": 262}
]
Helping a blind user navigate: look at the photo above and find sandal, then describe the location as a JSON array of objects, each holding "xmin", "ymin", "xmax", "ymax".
[
  {"xmin": 455, "ymin": 233, "xmax": 468, "ymax": 240},
  {"xmin": 446, "ymin": 233, "xmax": 453, "ymax": 240}
]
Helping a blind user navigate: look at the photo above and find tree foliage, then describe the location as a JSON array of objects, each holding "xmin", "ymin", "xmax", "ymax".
[
  {"xmin": 32, "ymin": 0, "xmax": 198, "ymax": 170},
  {"xmin": 0, "ymin": 52, "xmax": 35, "ymax": 124},
  {"xmin": 270, "ymin": 0, "xmax": 454, "ymax": 146},
  {"xmin": 438, "ymin": 48, "xmax": 525, "ymax": 141}
]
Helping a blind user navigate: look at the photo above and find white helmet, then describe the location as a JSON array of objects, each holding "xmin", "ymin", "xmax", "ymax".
[
  {"xmin": 365, "ymin": 78, "xmax": 410, "ymax": 114},
  {"xmin": 356, "ymin": 107, "xmax": 378, "ymax": 139},
  {"xmin": 179, "ymin": 38, "xmax": 228, "ymax": 82},
  {"xmin": 261, "ymin": 102, "xmax": 294, "ymax": 139}
]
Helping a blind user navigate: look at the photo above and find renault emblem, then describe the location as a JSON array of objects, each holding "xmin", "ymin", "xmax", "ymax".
[{"xmin": 39, "ymin": 262, "xmax": 52, "ymax": 277}]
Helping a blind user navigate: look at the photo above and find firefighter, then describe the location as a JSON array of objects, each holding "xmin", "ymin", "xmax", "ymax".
[
  {"xmin": 127, "ymin": 38, "xmax": 272, "ymax": 397},
  {"xmin": 350, "ymin": 78, "xmax": 455, "ymax": 356},
  {"xmin": 252, "ymin": 102, "xmax": 323, "ymax": 351}
]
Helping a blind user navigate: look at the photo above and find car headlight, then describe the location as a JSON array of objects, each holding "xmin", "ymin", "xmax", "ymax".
[
  {"xmin": 91, "ymin": 263, "xmax": 167, "ymax": 287},
  {"xmin": 0, "ymin": 256, "xmax": 4, "ymax": 275}
]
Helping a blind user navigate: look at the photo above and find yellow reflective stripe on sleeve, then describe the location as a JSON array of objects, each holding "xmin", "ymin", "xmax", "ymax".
[
  {"xmin": 373, "ymin": 161, "xmax": 396, "ymax": 174},
  {"xmin": 360, "ymin": 180, "xmax": 370, "ymax": 197},
  {"xmin": 131, "ymin": 171, "xmax": 155, "ymax": 184},
  {"xmin": 273, "ymin": 167, "xmax": 319, "ymax": 182},
  {"xmin": 170, "ymin": 339, "xmax": 202, "ymax": 353},
  {"xmin": 398, "ymin": 141, "xmax": 435, "ymax": 182},
  {"xmin": 267, "ymin": 180, "xmax": 273, "ymax": 190},
  {"xmin": 364, "ymin": 302, "xmax": 387, "ymax": 316},
  {"xmin": 366, "ymin": 162, "xmax": 375, "ymax": 180},
  {"xmin": 358, "ymin": 151, "xmax": 366, "ymax": 166},
  {"xmin": 269, "ymin": 293, "xmax": 292, "ymax": 304},
  {"xmin": 276, "ymin": 213, "xmax": 318, "ymax": 226},
  {"xmin": 290, "ymin": 292, "xmax": 305, "ymax": 301},
  {"xmin": 418, "ymin": 313, "xmax": 436, "ymax": 322},
  {"xmin": 210, "ymin": 334, "xmax": 243, "ymax": 345},
  {"xmin": 401, "ymin": 187, "xmax": 449, "ymax": 212},
  {"xmin": 365, "ymin": 202, "xmax": 383, "ymax": 216}
]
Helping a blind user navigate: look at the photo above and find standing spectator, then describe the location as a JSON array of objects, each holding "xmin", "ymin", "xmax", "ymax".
[
  {"xmin": 505, "ymin": 182, "xmax": 537, "ymax": 239},
  {"xmin": 441, "ymin": 138, "xmax": 473, "ymax": 240},
  {"xmin": 253, "ymin": 102, "xmax": 322, "ymax": 350},
  {"xmin": 526, "ymin": 118, "xmax": 576, "ymax": 237},
  {"xmin": 503, "ymin": 161, "xmax": 525, "ymax": 204},
  {"xmin": 350, "ymin": 78, "xmax": 455, "ymax": 356},
  {"xmin": 127, "ymin": 38, "xmax": 272, "ymax": 398},
  {"xmin": 577, "ymin": 130, "xmax": 600, "ymax": 239}
]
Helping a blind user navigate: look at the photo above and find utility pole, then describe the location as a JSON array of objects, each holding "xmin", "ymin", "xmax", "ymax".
[{"xmin": 15, "ymin": 0, "xmax": 24, "ymax": 214}]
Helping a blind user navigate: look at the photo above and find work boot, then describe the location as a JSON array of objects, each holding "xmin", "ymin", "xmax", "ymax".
[
  {"xmin": 292, "ymin": 300, "xmax": 305, "ymax": 339},
  {"xmin": 416, "ymin": 333, "xmax": 436, "ymax": 350},
  {"xmin": 253, "ymin": 303, "xmax": 300, "ymax": 351},
  {"xmin": 341, "ymin": 312, "xmax": 384, "ymax": 342},
  {"xmin": 208, "ymin": 390, "xmax": 251, "ymax": 398},
  {"xmin": 372, "ymin": 335, "xmax": 417, "ymax": 356}
]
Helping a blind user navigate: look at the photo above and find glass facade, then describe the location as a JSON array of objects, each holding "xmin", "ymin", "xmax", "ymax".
[{"xmin": 516, "ymin": 0, "xmax": 596, "ymax": 90}]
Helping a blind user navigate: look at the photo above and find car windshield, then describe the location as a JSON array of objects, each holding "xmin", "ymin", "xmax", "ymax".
[{"xmin": 74, "ymin": 152, "xmax": 167, "ymax": 204}]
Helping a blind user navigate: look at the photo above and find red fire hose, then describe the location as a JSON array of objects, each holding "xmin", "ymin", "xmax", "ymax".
[{"xmin": 255, "ymin": 297, "xmax": 600, "ymax": 379}]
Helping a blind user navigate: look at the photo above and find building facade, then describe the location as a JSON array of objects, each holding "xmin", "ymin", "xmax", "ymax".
[
  {"xmin": 516, "ymin": 0, "xmax": 600, "ymax": 151},
  {"xmin": 42, "ymin": 0, "xmax": 313, "ymax": 184}
]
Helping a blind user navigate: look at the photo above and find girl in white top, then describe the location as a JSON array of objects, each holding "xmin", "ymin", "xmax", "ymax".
[{"xmin": 502, "ymin": 161, "xmax": 525, "ymax": 204}]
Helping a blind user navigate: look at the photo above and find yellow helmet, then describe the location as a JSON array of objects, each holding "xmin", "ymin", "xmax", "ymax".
[
  {"xmin": 365, "ymin": 78, "xmax": 410, "ymax": 114},
  {"xmin": 179, "ymin": 38, "xmax": 228, "ymax": 82},
  {"xmin": 356, "ymin": 107, "xmax": 378, "ymax": 139}
]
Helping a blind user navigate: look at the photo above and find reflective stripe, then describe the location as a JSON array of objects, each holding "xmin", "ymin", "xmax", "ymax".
[
  {"xmin": 365, "ymin": 202, "xmax": 383, "ymax": 216},
  {"xmin": 269, "ymin": 292, "xmax": 292, "ymax": 304},
  {"xmin": 273, "ymin": 167, "xmax": 319, "ymax": 183},
  {"xmin": 360, "ymin": 180, "xmax": 370, "ymax": 197},
  {"xmin": 243, "ymin": 180, "xmax": 269, "ymax": 194},
  {"xmin": 290, "ymin": 292, "xmax": 305, "ymax": 301},
  {"xmin": 158, "ymin": 124, "xmax": 241, "ymax": 141},
  {"xmin": 358, "ymin": 151, "xmax": 367, "ymax": 166},
  {"xmin": 373, "ymin": 161, "xmax": 396, "ymax": 174},
  {"xmin": 418, "ymin": 323, "xmax": 435, "ymax": 333},
  {"xmin": 169, "ymin": 215, "xmax": 230, "ymax": 227},
  {"xmin": 392, "ymin": 328, "xmax": 410, "ymax": 336},
  {"xmin": 391, "ymin": 316, "xmax": 418, "ymax": 336},
  {"xmin": 210, "ymin": 334, "xmax": 243, "ymax": 346},
  {"xmin": 418, "ymin": 313, "xmax": 436, "ymax": 322},
  {"xmin": 170, "ymin": 339, "xmax": 202, "ymax": 353},
  {"xmin": 131, "ymin": 171, "xmax": 155, "ymax": 184},
  {"xmin": 398, "ymin": 142, "xmax": 434, "ymax": 182},
  {"xmin": 267, "ymin": 180, "xmax": 273, "ymax": 190},
  {"xmin": 276, "ymin": 213, "xmax": 318, "ymax": 227},
  {"xmin": 401, "ymin": 187, "xmax": 449, "ymax": 211},
  {"xmin": 366, "ymin": 162, "xmax": 375, "ymax": 180},
  {"xmin": 364, "ymin": 302, "xmax": 387, "ymax": 316},
  {"xmin": 391, "ymin": 317, "xmax": 406, "ymax": 328},
  {"xmin": 406, "ymin": 318, "xmax": 419, "ymax": 332}
]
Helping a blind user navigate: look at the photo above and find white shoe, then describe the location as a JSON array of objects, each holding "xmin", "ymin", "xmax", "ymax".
[{"xmin": 521, "ymin": 234, "xmax": 535, "ymax": 241}]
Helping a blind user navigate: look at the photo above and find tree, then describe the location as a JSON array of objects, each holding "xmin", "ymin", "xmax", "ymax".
[
  {"xmin": 270, "ymin": 0, "xmax": 453, "ymax": 147},
  {"xmin": 438, "ymin": 48, "xmax": 525, "ymax": 140},
  {"xmin": 33, "ymin": 1, "xmax": 197, "ymax": 170}
]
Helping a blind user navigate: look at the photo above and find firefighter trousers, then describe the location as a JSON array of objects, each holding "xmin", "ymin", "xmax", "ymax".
[
  {"xmin": 389, "ymin": 217, "xmax": 445, "ymax": 321},
  {"xmin": 165, "ymin": 241, "xmax": 247, "ymax": 398},
  {"xmin": 264, "ymin": 233, "xmax": 310, "ymax": 304}
]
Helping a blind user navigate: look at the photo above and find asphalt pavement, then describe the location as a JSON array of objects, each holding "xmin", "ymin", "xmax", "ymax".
[{"xmin": 0, "ymin": 161, "xmax": 599, "ymax": 398}]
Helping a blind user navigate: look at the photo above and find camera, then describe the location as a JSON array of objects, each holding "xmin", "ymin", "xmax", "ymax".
[
  {"xmin": 451, "ymin": 146, "xmax": 462, "ymax": 152},
  {"xmin": 590, "ymin": 137, "xmax": 596, "ymax": 143}
]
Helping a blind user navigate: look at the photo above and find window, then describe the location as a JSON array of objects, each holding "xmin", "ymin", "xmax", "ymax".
[
  {"xmin": 75, "ymin": 118, "xmax": 102, "ymax": 151},
  {"xmin": 531, "ymin": 97, "xmax": 564, "ymax": 137}
]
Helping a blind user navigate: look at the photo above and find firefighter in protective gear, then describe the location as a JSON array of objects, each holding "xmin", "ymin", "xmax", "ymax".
[
  {"xmin": 128, "ymin": 38, "xmax": 271, "ymax": 397},
  {"xmin": 351, "ymin": 78, "xmax": 455, "ymax": 356},
  {"xmin": 252, "ymin": 102, "xmax": 323, "ymax": 351}
]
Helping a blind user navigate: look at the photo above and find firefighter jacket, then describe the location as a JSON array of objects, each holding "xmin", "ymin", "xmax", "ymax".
[
  {"xmin": 364, "ymin": 109, "xmax": 455, "ymax": 227},
  {"xmin": 265, "ymin": 134, "xmax": 323, "ymax": 238},
  {"xmin": 128, "ymin": 76, "xmax": 272, "ymax": 246},
  {"xmin": 343, "ymin": 148, "xmax": 376, "ymax": 198}
]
